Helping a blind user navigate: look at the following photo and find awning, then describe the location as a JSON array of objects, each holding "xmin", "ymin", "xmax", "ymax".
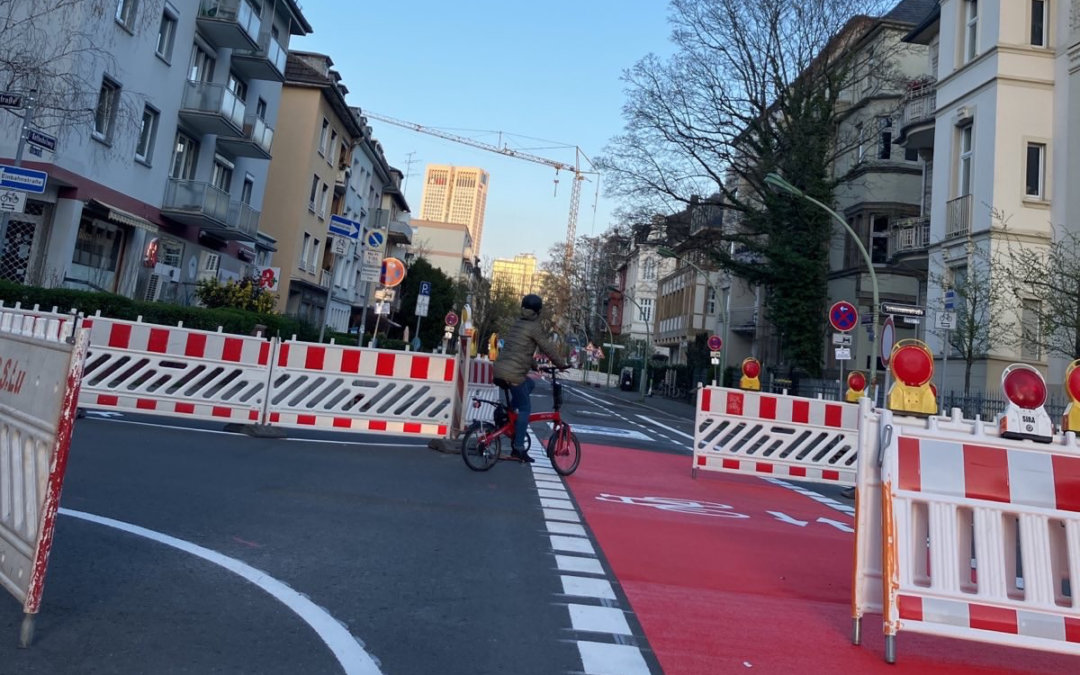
[{"xmin": 90, "ymin": 199, "xmax": 159, "ymax": 234}]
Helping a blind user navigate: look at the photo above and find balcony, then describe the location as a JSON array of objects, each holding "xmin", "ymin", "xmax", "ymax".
[
  {"xmin": 217, "ymin": 114, "xmax": 274, "ymax": 159},
  {"xmin": 896, "ymin": 81, "xmax": 936, "ymax": 150},
  {"xmin": 197, "ymin": 0, "xmax": 261, "ymax": 50},
  {"xmin": 161, "ymin": 180, "xmax": 259, "ymax": 242},
  {"xmin": 946, "ymin": 195, "xmax": 972, "ymax": 239},
  {"xmin": 334, "ymin": 167, "xmax": 349, "ymax": 195},
  {"xmin": 889, "ymin": 216, "xmax": 930, "ymax": 258},
  {"xmin": 224, "ymin": 200, "xmax": 260, "ymax": 241},
  {"xmin": 230, "ymin": 28, "xmax": 288, "ymax": 82},
  {"xmin": 178, "ymin": 80, "xmax": 246, "ymax": 137}
]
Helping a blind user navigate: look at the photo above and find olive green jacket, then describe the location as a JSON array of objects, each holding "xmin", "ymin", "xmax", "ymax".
[{"xmin": 492, "ymin": 308, "xmax": 567, "ymax": 385}]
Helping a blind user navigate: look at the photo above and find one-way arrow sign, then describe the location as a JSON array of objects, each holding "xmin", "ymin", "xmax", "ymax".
[{"xmin": 328, "ymin": 214, "xmax": 361, "ymax": 239}]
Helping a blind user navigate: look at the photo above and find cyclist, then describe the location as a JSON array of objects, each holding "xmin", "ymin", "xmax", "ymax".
[{"xmin": 492, "ymin": 293, "xmax": 568, "ymax": 463}]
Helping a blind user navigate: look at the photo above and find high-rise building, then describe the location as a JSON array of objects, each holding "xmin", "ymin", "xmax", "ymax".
[
  {"xmin": 491, "ymin": 253, "xmax": 539, "ymax": 297},
  {"xmin": 419, "ymin": 165, "xmax": 489, "ymax": 253}
]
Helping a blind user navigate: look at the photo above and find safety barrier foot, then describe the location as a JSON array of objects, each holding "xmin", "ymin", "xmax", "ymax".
[
  {"xmin": 884, "ymin": 635, "xmax": 896, "ymax": 664},
  {"xmin": 18, "ymin": 614, "xmax": 34, "ymax": 648},
  {"xmin": 223, "ymin": 423, "xmax": 287, "ymax": 439},
  {"xmin": 851, "ymin": 617, "xmax": 861, "ymax": 645}
]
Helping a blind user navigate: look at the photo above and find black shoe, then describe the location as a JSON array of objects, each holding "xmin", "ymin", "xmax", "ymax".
[{"xmin": 511, "ymin": 448, "xmax": 535, "ymax": 463}]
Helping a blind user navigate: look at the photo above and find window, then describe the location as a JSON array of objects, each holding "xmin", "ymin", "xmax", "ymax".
[
  {"xmin": 256, "ymin": 97, "xmax": 267, "ymax": 119},
  {"xmin": 1025, "ymin": 142, "xmax": 1046, "ymax": 198},
  {"xmin": 855, "ymin": 122, "xmax": 866, "ymax": 163},
  {"xmin": 300, "ymin": 232, "xmax": 311, "ymax": 270},
  {"xmin": 190, "ymin": 45, "xmax": 215, "ymax": 83},
  {"xmin": 964, "ymin": 0, "xmax": 979, "ymax": 63},
  {"xmin": 241, "ymin": 175, "xmax": 254, "ymax": 204},
  {"xmin": 134, "ymin": 105, "xmax": 159, "ymax": 163},
  {"xmin": 227, "ymin": 72, "xmax": 247, "ymax": 103},
  {"xmin": 308, "ymin": 174, "xmax": 319, "ymax": 211},
  {"xmin": 1031, "ymin": 0, "xmax": 1047, "ymax": 47},
  {"xmin": 318, "ymin": 183, "xmax": 329, "ymax": 218},
  {"xmin": 639, "ymin": 297, "xmax": 653, "ymax": 323},
  {"xmin": 862, "ymin": 46, "xmax": 876, "ymax": 92},
  {"xmin": 329, "ymin": 130, "xmax": 338, "ymax": 165},
  {"xmin": 319, "ymin": 118, "xmax": 329, "ymax": 156},
  {"xmin": 957, "ymin": 124, "xmax": 973, "ymax": 196},
  {"xmin": 706, "ymin": 287, "xmax": 717, "ymax": 316},
  {"xmin": 1021, "ymin": 299, "xmax": 1041, "ymax": 359},
  {"xmin": 93, "ymin": 77, "xmax": 121, "ymax": 141},
  {"xmin": 643, "ymin": 258, "xmax": 656, "ymax": 280},
  {"xmin": 156, "ymin": 9, "xmax": 177, "ymax": 60},
  {"xmin": 115, "ymin": 0, "xmax": 137, "ymax": 29},
  {"xmin": 310, "ymin": 238, "xmax": 320, "ymax": 270},
  {"xmin": 70, "ymin": 218, "xmax": 125, "ymax": 292},
  {"xmin": 877, "ymin": 117, "xmax": 893, "ymax": 160},
  {"xmin": 169, "ymin": 132, "xmax": 199, "ymax": 179},
  {"xmin": 211, "ymin": 154, "xmax": 234, "ymax": 192},
  {"xmin": 870, "ymin": 215, "xmax": 889, "ymax": 264},
  {"xmin": 904, "ymin": 147, "xmax": 919, "ymax": 162}
]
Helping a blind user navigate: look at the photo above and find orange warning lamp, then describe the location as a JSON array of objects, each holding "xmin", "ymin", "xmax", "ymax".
[
  {"xmin": 997, "ymin": 364, "xmax": 1052, "ymax": 442},
  {"xmin": 488, "ymin": 332, "xmax": 499, "ymax": 361},
  {"xmin": 1064, "ymin": 360, "xmax": 1080, "ymax": 433},
  {"xmin": 886, "ymin": 339, "xmax": 937, "ymax": 415},
  {"xmin": 740, "ymin": 357, "xmax": 761, "ymax": 390},
  {"xmin": 845, "ymin": 371, "xmax": 867, "ymax": 403}
]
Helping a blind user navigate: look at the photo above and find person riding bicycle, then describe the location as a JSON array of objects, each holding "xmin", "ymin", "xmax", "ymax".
[{"xmin": 492, "ymin": 293, "xmax": 568, "ymax": 463}]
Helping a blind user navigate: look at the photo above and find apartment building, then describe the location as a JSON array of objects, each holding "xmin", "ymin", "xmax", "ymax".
[
  {"xmin": 418, "ymin": 165, "xmax": 489, "ymax": 254},
  {"xmin": 410, "ymin": 219, "xmax": 475, "ymax": 281},
  {"xmin": 491, "ymin": 253, "xmax": 539, "ymax": 297},
  {"xmin": 0, "ymin": 0, "xmax": 310, "ymax": 304},
  {"xmin": 608, "ymin": 221, "xmax": 671, "ymax": 354}
]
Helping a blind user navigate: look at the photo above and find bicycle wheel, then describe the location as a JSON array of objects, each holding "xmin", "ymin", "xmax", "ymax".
[
  {"xmin": 461, "ymin": 423, "xmax": 501, "ymax": 471},
  {"xmin": 546, "ymin": 425, "xmax": 581, "ymax": 476}
]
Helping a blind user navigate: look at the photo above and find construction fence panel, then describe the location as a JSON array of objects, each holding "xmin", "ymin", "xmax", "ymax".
[
  {"xmin": 265, "ymin": 340, "xmax": 455, "ymax": 438},
  {"xmin": 878, "ymin": 407, "xmax": 1080, "ymax": 661},
  {"xmin": 693, "ymin": 386, "xmax": 861, "ymax": 486},
  {"xmin": 0, "ymin": 309, "xmax": 88, "ymax": 642},
  {"xmin": 466, "ymin": 356, "xmax": 498, "ymax": 426},
  {"xmin": 77, "ymin": 315, "xmax": 272, "ymax": 424}
]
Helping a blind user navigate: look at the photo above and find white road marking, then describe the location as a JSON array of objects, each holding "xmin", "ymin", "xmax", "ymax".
[
  {"xmin": 818, "ymin": 517, "xmax": 855, "ymax": 533},
  {"xmin": 59, "ymin": 508, "xmax": 381, "ymax": 675},
  {"xmin": 543, "ymin": 508, "xmax": 580, "ymax": 523},
  {"xmin": 550, "ymin": 535, "xmax": 595, "ymax": 555},
  {"xmin": 540, "ymin": 497, "xmax": 575, "ymax": 510},
  {"xmin": 577, "ymin": 642, "xmax": 651, "ymax": 675},
  {"xmin": 546, "ymin": 521, "xmax": 587, "ymax": 537},
  {"xmin": 555, "ymin": 554, "xmax": 605, "ymax": 575},
  {"xmin": 768, "ymin": 511, "xmax": 808, "ymax": 527},
  {"xmin": 552, "ymin": 423, "xmax": 653, "ymax": 442},
  {"xmin": 538, "ymin": 488, "xmax": 569, "ymax": 500},
  {"xmin": 569, "ymin": 604, "xmax": 632, "ymax": 636},
  {"xmin": 761, "ymin": 477, "xmax": 855, "ymax": 516},
  {"xmin": 634, "ymin": 415, "xmax": 694, "ymax": 441},
  {"xmin": 561, "ymin": 575, "xmax": 616, "ymax": 600}
]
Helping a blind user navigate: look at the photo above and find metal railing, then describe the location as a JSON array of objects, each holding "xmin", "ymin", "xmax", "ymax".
[
  {"xmin": 242, "ymin": 114, "xmax": 273, "ymax": 154},
  {"xmin": 199, "ymin": 0, "xmax": 261, "ymax": 43},
  {"xmin": 162, "ymin": 179, "xmax": 230, "ymax": 224},
  {"xmin": 901, "ymin": 83, "xmax": 936, "ymax": 128},
  {"xmin": 890, "ymin": 216, "xmax": 930, "ymax": 255},
  {"xmin": 226, "ymin": 201, "xmax": 260, "ymax": 239},
  {"xmin": 181, "ymin": 80, "xmax": 246, "ymax": 130},
  {"xmin": 945, "ymin": 194, "xmax": 972, "ymax": 239},
  {"xmin": 235, "ymin": 27, "xmax": 288, "ymax": 77}
]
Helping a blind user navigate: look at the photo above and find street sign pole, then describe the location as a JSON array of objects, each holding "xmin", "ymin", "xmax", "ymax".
[
  {"xmin": 0, "ymin": 89, "xmax": 36, "ymax": 258},
  {"xmin": 318, "ymin": 251, "xmax": 341, "ymax": 343}
]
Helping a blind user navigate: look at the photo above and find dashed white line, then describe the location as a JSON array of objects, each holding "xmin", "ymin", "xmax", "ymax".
[
  {"xmin": 577, "ymin": 642, "xmax": 651, "ymax": 675},
  {"xmin": 569, "ymin": 605, "xmax": 632, "ymax": 636},
  {"xmin": 554, "ymin": 554, "xmax": 605, "ymax": 575},
  {"xmin": 561, "ymin": 575, "xmax": 616, "ymax": 600},
  {"xmin": 546, "ymin": 521, "xmax": 587, "ymax": 537},
  {"xmin": 550, "ymin": 535, "xmax": 595, "ymax": 555}
]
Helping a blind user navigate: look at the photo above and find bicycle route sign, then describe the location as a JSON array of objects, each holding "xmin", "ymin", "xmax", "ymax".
[{"xmin": 828, "ymin": 301, "xmax": 859, "ymax": 333}]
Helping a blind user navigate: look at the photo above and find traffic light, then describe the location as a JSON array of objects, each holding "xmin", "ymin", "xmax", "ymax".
[
  {"xmin": 845, "ymin": 371, "xmax": 867, "ymax": 403},
  {"xmin": 886, "ymin": 339, "xmax": 937, "ymax": 415},
  {"xmin": 739, "ymin": 357, "xmax": 761, "ymax": 391},
  {"xmin": 1064, "ymin": 360, "xmax": 1080, "ymax": 433}
]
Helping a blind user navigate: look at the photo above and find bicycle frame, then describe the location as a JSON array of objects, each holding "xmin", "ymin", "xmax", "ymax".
[{"xmin": 469, "ymin": 370, "xmax": 569, "ymax": 447}]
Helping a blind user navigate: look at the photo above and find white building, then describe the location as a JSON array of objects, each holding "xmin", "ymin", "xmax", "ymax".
[{"xmin": 0, "ymin": 0, "xmax": 310, "ymax": 303}]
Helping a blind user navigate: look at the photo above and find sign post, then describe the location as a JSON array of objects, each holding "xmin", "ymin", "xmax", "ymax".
[
  {"xmin": 415, "ymin": 280, "xmax": 431, "ymax": 351},
  {"xmin": 319, "ymin": 216, "xmax": 361, "ymax": 344},
  {"xmin": 939, "ymin": 289, "xmax": 956, "ymax": 398},
  {"xmin": 880, "ymin": 315, "xmax": 896, "ymax": 407},
  {"xmin": 0, "ymin": 90, "xmax": 41, "ymax": 257},
  {"xmin": 707, "ymin": 334, "xmax": 723, "ymax": 385},
  {"xmin": 828, "ymin": 301, "xmax": 858, "ymax": 399}
]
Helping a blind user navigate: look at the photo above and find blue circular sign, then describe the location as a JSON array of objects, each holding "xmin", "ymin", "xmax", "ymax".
[
  {"xmin": 829, "ymin": 301, "xmax": 859, "ymax": 332},
  {"xmin": 366, "ymin": 230, "xmax": 384, "ymax": 249}
]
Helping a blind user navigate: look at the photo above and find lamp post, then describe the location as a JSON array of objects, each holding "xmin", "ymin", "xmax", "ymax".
[
  {"xmin": 764, "ymin": 172, "xmax": 880, "ymax": 401},
  {"xmin": 607, "ymin": 285, "xmax": 651, "ymax": 401},
  {"xmin": 658, "ymin": 247, "xmax": 729, "ymax": 385}
]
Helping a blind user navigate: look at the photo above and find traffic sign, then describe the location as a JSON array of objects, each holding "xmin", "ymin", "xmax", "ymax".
[
  {"xmin": 365, "ymin": 229, "xmax": 385, "ymax": 250},
  {"xmin": 936, "ymin": 311, "xmax": 957, "ymax": 330},
  {"xmin": 330, "ymin": 235, "xmax": 349, "ymax": 256},
  {"xmin": 707, "ymin": 334, "xmax": 723, "ymax": 351},
  {"xmin": 880, "ymin": 315, "xmax": 896, "ymax": 366},
  {"xmin": 832, "ymin": 332, "xmax": 852, "ymax": 346},
  {"xmin": 828, "ymin": 301, "xmax": 859, "ymax": 332},
  {"xmin": 26, "ymin": 129, "xmax": 57, "ymax": 153},
  {"xmin": 416, "ymin": 294, "xmax": 430, "ymax": 317},
  {"xmin": 445, "ymin": 311, "xmax": 459, "ymax": 327},
  {"xmin": 880, "ymin": 301, "xmax": 925, "ymax": 318},
  {"xmin": 328, "ymin": 214, "xmax": 361, "ymax": 239},
  {"xmin": 0, "ymin": 165, "xmax": 47, "ymax": 193},
  {"xmin": 380, "ymin": 257, "xmax": 406, "ymax": 287},
  {"xmin": 834, "ymin": 347, "xmax": 852, "ymax": 361},
  {"xmin": 0, "ymin": 92, "xmax": 23, "ymax": 108},
  {"xmin": 944, "ymin": 289, "xmax": 956, "ymax": 311},
  {"xmin": 0, "ymin": 189, "xmax": 26, "ymax": 213},
  {"xmin": 419, "ymin": 281, "xmax": 432, "ymax": 296}
]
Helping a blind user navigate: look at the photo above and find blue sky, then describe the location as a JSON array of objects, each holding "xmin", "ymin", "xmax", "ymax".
[{"xmin": 292, "ymin": 1, "xmax": 673, "ymax": 266}]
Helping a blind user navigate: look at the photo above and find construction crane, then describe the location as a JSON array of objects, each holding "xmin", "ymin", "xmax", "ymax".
[{"xmin": 363, "ymin": 111, "xmax": 594, "ymax": 264}]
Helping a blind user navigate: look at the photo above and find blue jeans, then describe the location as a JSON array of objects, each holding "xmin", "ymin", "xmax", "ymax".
[{"xmin": 508, "ymin": 377, "xmax": 535, "ymax": 451}]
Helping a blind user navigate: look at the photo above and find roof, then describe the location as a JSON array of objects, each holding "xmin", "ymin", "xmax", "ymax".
[
  {"xmin": 284, "ymin": 52, "xmax": 363, "ymax": 138},
  {"xmin": 883, "ymin": 0, "xmax": 938, "ymax": 25},
  {"xmin": 903, "ymin": 0, "xmax": 940, "ymax": 43}
]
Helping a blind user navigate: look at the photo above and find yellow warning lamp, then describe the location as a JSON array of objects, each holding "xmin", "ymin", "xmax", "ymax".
[
  {"xmin": 845, "ymin": 371, "xmax": 867, "ymax": 403},
  {"xmin": 739, "ymin": 357, "xmax": 761, "ymax": 390},
  {"xmin": 466, "ymin": 327, "xmax": 478, "ymax": 357},
  {"xmin": 488, "ymin": 332, "xmax": 499, "ymax": 361},
  {"xmin": 886, "ymin": 339, "xmax": 937, "ymax": 415},
  {"xmin": 997, "ymin": 364, "xmax": 1053, "ymax": 443},
  {"xmin": 1062, "ymin": 360, "xmax": 1080, "ymax": 433}
]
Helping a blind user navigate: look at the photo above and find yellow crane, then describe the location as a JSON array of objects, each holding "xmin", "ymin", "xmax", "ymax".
[{"xmin": 363, "ymin": 111, "xmax": 594, "ymax": 263}]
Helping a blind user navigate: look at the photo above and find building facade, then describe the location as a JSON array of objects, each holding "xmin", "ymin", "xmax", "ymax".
[
  {"xmin": 490, "ymin": 253, "xmax": 539, "ymax": 296},
  {"xmin": 410, "ymin": 219, "xmax": 474, "ymax": 281},
  {"xmin": 0, "ymin": 0, "xmax": 310, "ymax": 304},
  {"xmin": 418, "ymin": 165, "xmax": 489, "ymax": 255}
]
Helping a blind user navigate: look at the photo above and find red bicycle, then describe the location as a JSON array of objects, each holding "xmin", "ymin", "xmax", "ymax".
[{"xmin": 461, "ymin": 365, "xmax": 581, "ymax": 476}]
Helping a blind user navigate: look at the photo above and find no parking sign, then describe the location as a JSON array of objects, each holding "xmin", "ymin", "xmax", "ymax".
[{"xmin": 828, "ymin": 301, "xmax": 858, "ymax": 333}]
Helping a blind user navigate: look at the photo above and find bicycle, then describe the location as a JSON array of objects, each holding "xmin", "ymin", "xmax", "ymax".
[{"xmin": 460, "ymin": 365, "xmax": 582, "ymax": 476}]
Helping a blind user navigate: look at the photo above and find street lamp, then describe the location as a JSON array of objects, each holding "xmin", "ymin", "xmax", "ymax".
[
  {"xmin": 658, "ymin": 246, "xmax": 729, "ymax": 385},
  {"xmin": 607, "ymin": 285, "xmax": 651, "ymax": 401},
  {"xmin": 764, "ymin": 172, "xmax": 880, "ymax": 400}
]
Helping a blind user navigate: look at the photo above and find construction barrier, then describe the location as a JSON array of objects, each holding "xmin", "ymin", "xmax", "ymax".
[
  {"xmin": 466, "ymin": 356, "xmax": 499, "ymax": 426},
  {"xmin": 870, "ymin": 406, "xmax": 1080, "ymax": 662},
  {"xmin": 0, "ymin": 308, "xmax": 89, "ymax": 647},
  {"xmin": 79, "ymin": 314, "xmax": 271, "ymax": 424},
  {"xmin": 265, "ymin": 339, "xmax": 455, "ymax": 438},
  {"xmin": 693, "ymin": 386, "xmax": 860, "ymax": 486}
]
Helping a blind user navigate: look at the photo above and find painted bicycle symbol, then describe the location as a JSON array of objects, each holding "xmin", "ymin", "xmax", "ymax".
[
  {"xmin": 595, "ymin": 494, "xmax": 749, "ymax": 518},
  {"xmin": 0, "ymin": 191, "xmax": 20, "ymax": 204}
]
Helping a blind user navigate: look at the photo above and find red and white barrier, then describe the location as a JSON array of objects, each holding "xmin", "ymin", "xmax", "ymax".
[
  {"xmin": 872, "ymin": 407, "xmax": 1080, "ymax": 662},
  {"xmin": 466, "ymin": 355, "xmax": 499, "ymax": 426},
  {"xmin": 0, "ymin": 309, "xmax": 89, "ymax": 646},
  {"xmin": 693, "ymin": 386, "xmax": 860, "ymax": 485},
  {"xmin": 78, "ymin": 315, "xmax": 271, "ymax": 424},
  {"xmin": 264, "ymin": 340, "xmax": 455, "ymax": 438}
]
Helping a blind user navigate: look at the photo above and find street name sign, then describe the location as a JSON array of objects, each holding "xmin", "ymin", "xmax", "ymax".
[
  {"xmin": 880, "ymin": 301, "xmax": 925, "ymax": 318},
  {"xmin": 26, "ymin": 129, "xmax": 57, "ymax": 153},
  {"xmin": 0, "ymin": 165, "xmax": 47, "ymax": 193},
  {"xmin": 0, "ymin": 92, "xmax": 22, "ymax": 108}
]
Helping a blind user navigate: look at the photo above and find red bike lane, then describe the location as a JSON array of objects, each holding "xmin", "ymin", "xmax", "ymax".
[{"xmin": 566, "ymin": 443, "xmax": 1078, "ymax": 674}]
